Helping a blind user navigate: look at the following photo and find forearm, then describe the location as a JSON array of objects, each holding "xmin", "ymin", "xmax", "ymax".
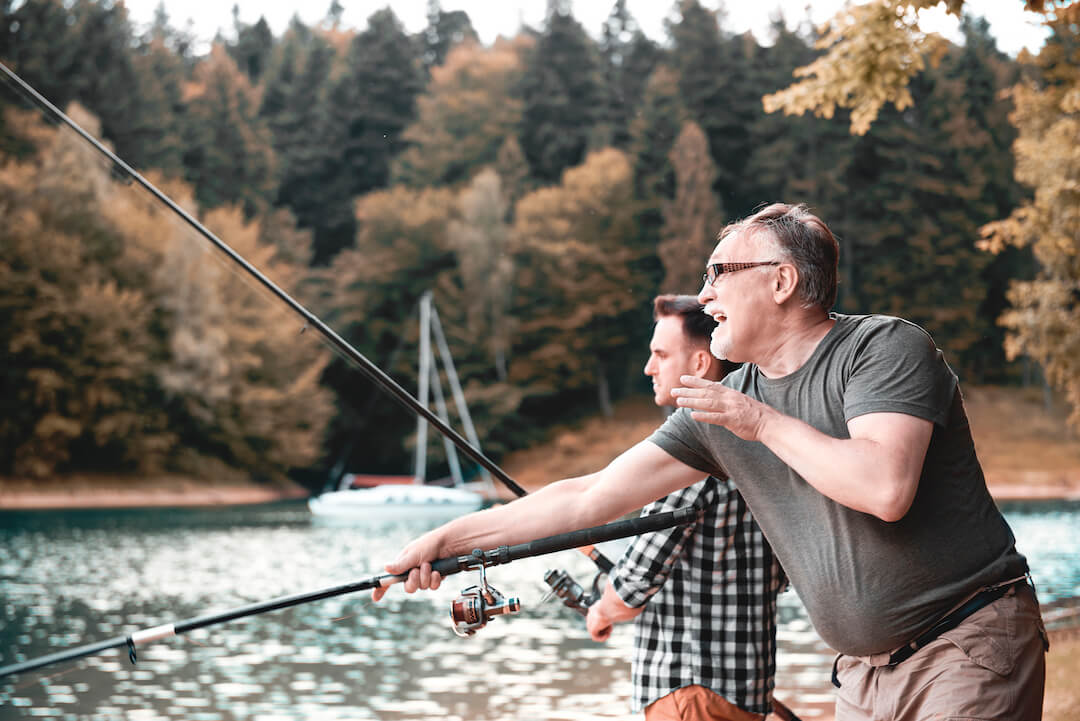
[
  {"xmin": 429, "ymin": 473, "xmax": 612, "ymax": 557},
  {"xmin": 756, "ymin": 409, "xmax": 925, "ymax": 521}
]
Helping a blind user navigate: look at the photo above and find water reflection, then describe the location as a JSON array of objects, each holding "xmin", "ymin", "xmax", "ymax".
[{"xmin": 1, "ymin": 499, "xmax": 1077, "ymax": 720}]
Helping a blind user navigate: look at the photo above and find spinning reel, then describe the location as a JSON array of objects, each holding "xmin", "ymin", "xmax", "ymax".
[
  {"xmin": 448, "ymin": 549, "xmax": 522, "ymax": 637},
  {"xmin": 541, "ymin": 567, "xmax": 604, "ymax": 617}
]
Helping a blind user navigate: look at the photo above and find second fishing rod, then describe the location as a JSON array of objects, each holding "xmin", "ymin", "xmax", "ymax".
[{"xmin": 0, "ymin": 61, "xmax": 619, "ymax": 575}]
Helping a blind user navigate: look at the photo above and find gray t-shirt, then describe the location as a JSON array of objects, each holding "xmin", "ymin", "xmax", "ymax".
[{"xmin": 649, "ymin": 313, "xmax": 1027, "ymax": 656}]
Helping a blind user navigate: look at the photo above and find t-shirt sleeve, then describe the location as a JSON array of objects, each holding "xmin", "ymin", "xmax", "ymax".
[
  {"xmin": 647, "ymin": 407, "xmax": 727, "ymax": 479},
  {"xmin": 842, "ymin": 318, "xmax": 957, "ymax": 426}
]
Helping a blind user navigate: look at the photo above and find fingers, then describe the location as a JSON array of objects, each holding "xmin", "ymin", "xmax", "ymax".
[
  {"xmin": 677, "ymin": 374, "xmax": 712, "ymax": 387},
  {"xmin": 590, "ymin": 624, "xmax": 613, "ymax": 642}
]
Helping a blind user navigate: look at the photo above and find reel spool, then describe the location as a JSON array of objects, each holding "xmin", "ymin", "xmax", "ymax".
[{"xmin": 448, "ymin": 549, "xmax": 521, "ymax": 637}]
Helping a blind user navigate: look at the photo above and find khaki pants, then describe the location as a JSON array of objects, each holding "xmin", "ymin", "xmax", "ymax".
[
  {"xmin": 833, "ymin": 583, "xmax": 1048, "ymax": 721},
  {"xmin": 644, "ymin": 685, "xmax": 766, "ymax": 721}
]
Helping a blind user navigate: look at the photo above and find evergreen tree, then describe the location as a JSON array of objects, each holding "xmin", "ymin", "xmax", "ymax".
[
  {"xmin": 517, "ymin": 4, "xmax": 607, "ymax": 183},
  {"xmin": 422, "ymin": 0, "xmax": 478, "ymax": 72},
  {"xmin": 628, "ymin": 63, "xmax": 686, "ymax": 292},
  {"xmin": 262, "ymin": 25, "xmax": 338, "ymax": 236},
  {"xmin": 1, "ymin": 0, "xmax": 144, "ymax": 164},
  {"xmin": 835, "ymin": 32, "xmax": 1022, "ymax": 378},
  {"xmin": 227, "ymin": 13, "xmax": 274, "ymax": 82},
  {"xmin": 599, "ymin": 0, "xmax": 663, "ymax": 150},
  {"xmin": 317, "ymin": 8, "xmax": 425, "ymax": 263},
  {"xmin": 667, "ymin": 0, "xmax": 764, "ymax": 216},
  {"xmin": 181, "ymin": 44, "xmax": 276, "ymax": 218},
  {"xmin": 128, "ymin": 31, "xmax": 187, "ymax": 176},
  {"xmin": 744, "ymin": 19, "xmax": 857, "ymax": 309}
]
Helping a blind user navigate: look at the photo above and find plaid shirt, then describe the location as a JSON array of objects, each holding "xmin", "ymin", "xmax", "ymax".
[{"xmin": 611, "ymin": 476, "xmax": 785, "ymax": 714}]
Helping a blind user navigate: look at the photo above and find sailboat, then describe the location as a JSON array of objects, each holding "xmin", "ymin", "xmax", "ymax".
[{"xmin": 308, "ymin": 292, "xmax": 494, "ymax": 521}]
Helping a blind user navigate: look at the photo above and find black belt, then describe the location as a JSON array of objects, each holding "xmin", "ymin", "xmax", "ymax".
[{"xmin": 831, "ymin": 578, "xmax": 1027, "ymax": 688}]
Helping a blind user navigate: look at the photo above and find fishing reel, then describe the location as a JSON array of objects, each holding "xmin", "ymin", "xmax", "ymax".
[
  {"xmin": 448, "ymin": 549, "xmax": 521, "ymax": 637},
  {"xmin": 541, "ymin": 568, "xmax": 603, "ymax": 617}
]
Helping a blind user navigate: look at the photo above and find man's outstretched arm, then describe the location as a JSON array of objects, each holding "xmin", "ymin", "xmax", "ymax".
[{"xmin": 373, "ymin": 440, "xmax": 707, "ymax": 599}]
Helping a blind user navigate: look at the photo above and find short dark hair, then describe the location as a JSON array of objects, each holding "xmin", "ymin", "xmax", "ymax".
[
  {"xmin": 653, "ymin": 294, "xmax": 738, "ymax": 375},
  {"xmin": 718, "ymin": 202, "xmax": 839, "ymax": 311}
]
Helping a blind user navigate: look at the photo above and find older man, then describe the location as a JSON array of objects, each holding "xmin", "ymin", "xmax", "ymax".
[{"xmin": 375, "ymin": 203, "xmax": 1047, "ymax": 721}]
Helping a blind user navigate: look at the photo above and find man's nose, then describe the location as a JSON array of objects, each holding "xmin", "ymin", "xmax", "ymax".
[{"xmin": 697, "ymin": 282, "xmax": 714, "ymax": 304}]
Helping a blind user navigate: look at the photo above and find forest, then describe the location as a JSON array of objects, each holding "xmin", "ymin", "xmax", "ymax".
[{"xmin": 1, "ymin": 0, "xmax": 1077, "ymax": 487}]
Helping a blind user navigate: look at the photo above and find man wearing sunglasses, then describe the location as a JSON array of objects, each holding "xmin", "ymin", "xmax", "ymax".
[{"xmin": 376, "ymin": 203, "xmax": 1047, "ymax": 721}]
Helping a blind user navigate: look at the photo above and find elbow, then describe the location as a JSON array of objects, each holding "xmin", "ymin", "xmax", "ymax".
[{"xmin": 873, "ymin": 477, "xmax": 918, "ymax": 523}]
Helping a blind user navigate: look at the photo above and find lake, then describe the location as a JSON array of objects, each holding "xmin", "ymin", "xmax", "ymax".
[{"xmin": 1, "ymin": 499, "xmax": 1078, "ymax": 720}]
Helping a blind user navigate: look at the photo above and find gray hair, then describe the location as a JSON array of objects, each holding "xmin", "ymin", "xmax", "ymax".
[{"xmin": 718, "ymin": 203, "xmax": 839, "ymax": 311}]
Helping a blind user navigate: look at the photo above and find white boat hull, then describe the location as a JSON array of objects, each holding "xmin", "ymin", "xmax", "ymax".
[{"xmin": 308, "ymin": 485, "xmax": 485, "ymax": 522}]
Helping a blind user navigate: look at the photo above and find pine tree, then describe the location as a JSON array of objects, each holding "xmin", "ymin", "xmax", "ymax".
[
  {"xmin": 262, "ymin": 25, "xmax": 338, "ymax": 237},
  {"xmin": 128, "ymin": 32, "xmax": 187, "ymax": 176},
  {"xmin": 835, "ymin": 32, "xmax": 1022, "ymax": 378},
  {"xmin": 181, "ymin": 44, "xmax": 276, "ymax": 218},
  {"xmin": 1, "ymin": 0, "xmax": 144, "ymax": 163},
  {"xmin": 517, "ymin": 4, "xmax": 607, "ymax": 183},
  {"xmin": 422, "ymin": 0, "xmax": 478, "ymax": 72},
  {"xmin": 667, "ymin": 0, "xmax": 764, "ymax": 216},
  {"xmin": 599, "ymin": 0, "xmax": 663, "ymax": 150},
  {"xmin": 316, "ymin": 8, "xmax": 425, "ymax": 263},
  {"xmin": 628, "ymin": 64, "xmax": 686, "ymax": 294},
  {"xmin": 227, "ymin": 14, "xmax": 274, "ymax": 82}
]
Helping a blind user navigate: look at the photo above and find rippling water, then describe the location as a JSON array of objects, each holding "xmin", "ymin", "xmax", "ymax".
[{"xmin": 1, "ymin": 499, "xmax": 1077, "ymax": 720}]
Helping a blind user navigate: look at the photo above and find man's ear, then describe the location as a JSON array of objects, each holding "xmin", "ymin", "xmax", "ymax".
[
  {"xmin": 691, "ymin": 348, "xmax": 712, "ymax": 378},
  {"xmin": 774, "ymin": 263, "xmax": 799, "ymax": 304}
]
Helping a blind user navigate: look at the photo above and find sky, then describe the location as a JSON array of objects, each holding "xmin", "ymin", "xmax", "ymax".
[{"xmin": 121, "ymin": 0, "xmax": 1052, "ymax": 58}]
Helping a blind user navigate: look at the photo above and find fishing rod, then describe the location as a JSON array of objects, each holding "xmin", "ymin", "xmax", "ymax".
[
  {"xmin": 0, "ymin": 61, "xmax": 616, "ymax": 578},
  {"xmin": 0, "ymin": 507, "xmax": 696, "ymax": 680}
]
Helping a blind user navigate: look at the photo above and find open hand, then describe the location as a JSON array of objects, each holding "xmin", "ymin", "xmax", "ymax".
[{"xmin": 670, "ymin": 375, "xmax": 770, "ymax": 441}]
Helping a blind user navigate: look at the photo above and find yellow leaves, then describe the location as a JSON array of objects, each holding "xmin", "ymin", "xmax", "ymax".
[
  {"xmin": 763, "ymin": 0, "xmax": 948, "ymax": 135},
  {"xmin": 394, "ymin": 39, "xmax": 527, "ymax": 186},
  {"xmin": 978, "ymin": 14, "xmax": 1080, "ymax": 428}
]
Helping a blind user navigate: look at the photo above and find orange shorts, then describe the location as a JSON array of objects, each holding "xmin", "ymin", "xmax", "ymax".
[{"xmin": 644, "ymin": 684, "xmax": 765, "ymax": 721}]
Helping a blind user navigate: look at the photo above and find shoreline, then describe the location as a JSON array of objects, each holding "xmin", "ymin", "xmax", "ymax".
[
  {"xmin": 1, "ymin": 476, "xmax": 1079, "ymax": 511},
  {"xmin": 0, "ymin": 478, "xmax": 312, "ymax": 511}
]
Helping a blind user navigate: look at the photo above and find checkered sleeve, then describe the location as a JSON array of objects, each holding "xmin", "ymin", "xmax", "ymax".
[{"xmin": 610, "ymin": 479, "xmax": 714, "ymax": 608}]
